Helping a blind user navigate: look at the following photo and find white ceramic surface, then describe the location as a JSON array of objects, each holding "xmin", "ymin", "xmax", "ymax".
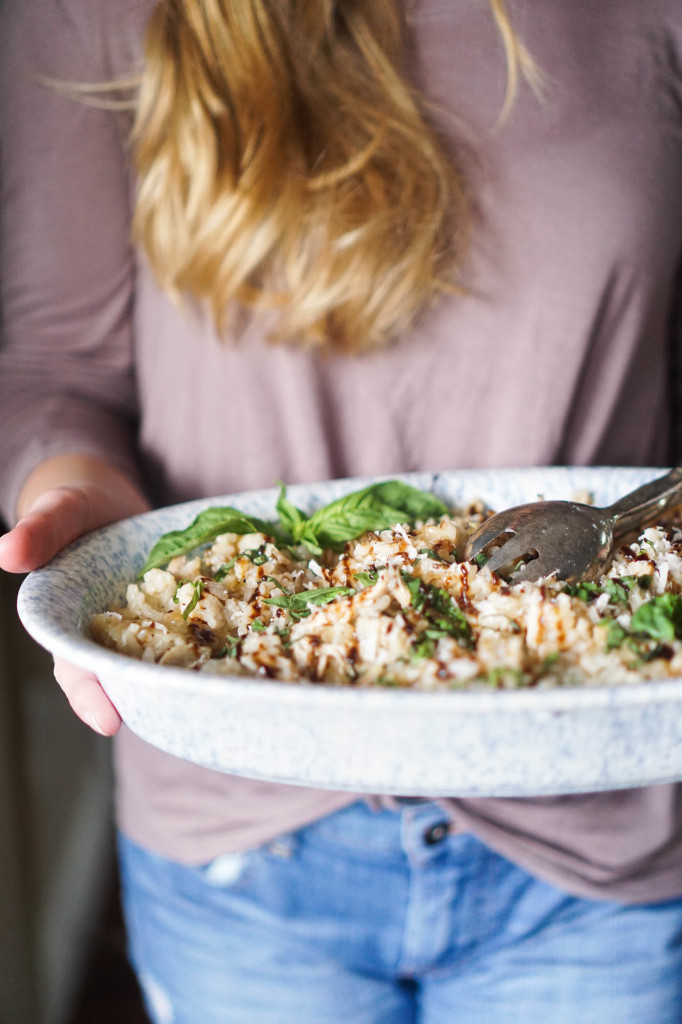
[{"xmin": 17, "ymin": 466, "xmax": 682, "ymax": 797}]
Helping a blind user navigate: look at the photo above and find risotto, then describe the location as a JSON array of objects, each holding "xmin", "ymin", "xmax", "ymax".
[{"xmin": 89, "ymin": 483, "xmax": 682, "ymax": 691}]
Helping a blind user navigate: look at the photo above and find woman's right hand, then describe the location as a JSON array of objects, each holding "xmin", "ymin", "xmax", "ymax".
[{"xmin": 0, "ymin": 455, "xmax": 151, "ymax": 735}]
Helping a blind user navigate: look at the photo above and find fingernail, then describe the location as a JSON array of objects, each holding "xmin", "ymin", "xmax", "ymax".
[{"xmin": 84, "ymin": 712, "xmax": 107, "ymax": 735}]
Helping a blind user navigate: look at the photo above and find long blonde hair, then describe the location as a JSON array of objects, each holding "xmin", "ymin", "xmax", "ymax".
[{"xmin": 132, "ymin": 0, "xmax": 538, "ymax": 351}]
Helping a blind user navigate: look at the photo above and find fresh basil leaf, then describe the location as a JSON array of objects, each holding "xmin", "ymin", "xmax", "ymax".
[
  {"xmin": 629, "ymin": 594, "xmax": 682, "ymax": 643},
  {"xmin": 365, "ymin": 480, "xmax": 448, "ymax": 522},
  {"xmin": 144, "ymin": 481, "xmax": 446, "ymax": 573},
  {"xmin": 141, "ymin": 506, "xmax": 272, "ymax": 574},
  {"xmin": 275, "ymin": 482, "xmax": 309, "ymax": 543},
  {"xmin": 299, "ymin": 481, "xmax": 447, "ymax": 553}
]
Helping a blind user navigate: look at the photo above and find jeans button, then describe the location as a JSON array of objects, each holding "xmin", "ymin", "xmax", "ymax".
[{"xmin": 423, "ymin": 821, "xmax": 450, "ymax": 845}]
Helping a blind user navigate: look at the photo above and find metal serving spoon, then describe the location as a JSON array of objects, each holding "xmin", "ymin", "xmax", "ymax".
[{"xmin": 463, "ymin": 468, "xmax": 682, "ymax": 584}]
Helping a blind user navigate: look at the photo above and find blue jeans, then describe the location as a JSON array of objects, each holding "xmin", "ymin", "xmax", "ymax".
[{"xmin": 118, "ymin": 800, "xmax": 682, "ymax": 1024}]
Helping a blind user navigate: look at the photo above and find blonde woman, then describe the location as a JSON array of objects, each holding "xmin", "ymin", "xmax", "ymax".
[{"xmin": 2, "ymin": 2, "xmax": 682, "ymax": 1021}]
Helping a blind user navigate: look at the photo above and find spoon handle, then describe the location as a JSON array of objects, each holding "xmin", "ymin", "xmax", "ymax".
[{"xmin": 606, "ymin": 467, "xmax": 682, "ymax": 539}]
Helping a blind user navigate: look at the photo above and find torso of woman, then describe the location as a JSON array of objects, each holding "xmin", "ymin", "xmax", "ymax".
[{"xmin": 1, "ymin": 0, "xmax": 681, "ymax": 899}]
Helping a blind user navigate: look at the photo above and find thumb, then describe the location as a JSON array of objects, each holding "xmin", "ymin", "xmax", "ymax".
[{"xmin": 0, "ymin": 486, "xmax": 94, "ymax": 573}]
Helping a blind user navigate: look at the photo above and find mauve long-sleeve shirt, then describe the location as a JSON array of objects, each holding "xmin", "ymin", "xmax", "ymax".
[{"xmin": 2, "ymin": 0, "xmax": 682, "ymax": 902}]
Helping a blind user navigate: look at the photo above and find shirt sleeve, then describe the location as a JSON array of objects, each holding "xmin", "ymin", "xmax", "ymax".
[{"xmin": 0, "ymin": 0, "xmax": 145, "ymax": 527}]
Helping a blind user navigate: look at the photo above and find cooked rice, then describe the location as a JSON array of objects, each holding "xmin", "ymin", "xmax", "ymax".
[{"xmin": 89, "ymin": 506, "xmax": 682, "ymax": 690}]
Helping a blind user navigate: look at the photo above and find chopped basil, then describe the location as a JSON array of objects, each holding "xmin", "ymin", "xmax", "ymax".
[
  {"xmin": 214, "ymin": 635, "xmax": 241, "ymax": 659},
  {"xmin": 418, "ymin": 547, "xmax": 450, "ymax": 564},
  {"xmin": 251, "ymin": 618, "xmax": 266, "ymax": 633},
  {"xmin": 472, "ymin": 551, "xmax": 490, "ymax": 568},
  {"xmin": 410, "ymin": 637, "xmax": 438, "ymax": 661},
  {"xmin": 629, "ymin": 594, "xmax": 682, "ymax": 642},
  {"xmin": 248, "ymin": 546, "xmax": 270, "ymax": 566},
  {"xmin": 354, "ymin": 569, "xmax": 381, "ymax": 587},
  {"xmin": 214, "ymin": 546, "xmax": 271, "ymax": 581},
  {"xmin": 401, "ymin": 572, "xmax": 473, "ymax": 649},
  {"xmin": 172, "ymin": 579, "xmax": 205, "ymax": 620},
  {"xmin": 214, "ymin": 557, "xmax": 239, "ymax": 581},
  {"xmin": 599, "ymin": 619, "xmax": 629, "ymax": 650},
  {"xmin": 602, "ymin": 577, "xmax": 640, "ymax": 604},
  {"xmin": 597, "ymin": 594, "xmax": 682, "ymax": 654},
  {"xmin": 565, "ymin": 581, "xmax": 603, "ymax": 602},
  {"xmin": 566, "ymin": 575, "xmax": 650, "ymax": 605},
  {"xmin": 263, "ymin": 584, "xmax": 354, "ymax": 622}
]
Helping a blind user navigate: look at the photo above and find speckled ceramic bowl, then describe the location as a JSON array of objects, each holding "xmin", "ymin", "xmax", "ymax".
[{"xmin": 17, "ymin": 466, "xmax": 682, "ymax": 797}]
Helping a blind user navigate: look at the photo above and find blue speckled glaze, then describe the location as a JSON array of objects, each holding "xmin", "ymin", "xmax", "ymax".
[{"xmin": 17, "ymin": 467, "xmax": 682, "ymax": 796}]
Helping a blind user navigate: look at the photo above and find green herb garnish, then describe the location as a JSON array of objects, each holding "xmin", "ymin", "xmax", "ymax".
[
  {"xmin": 565, "ymin": 581, "xmax": 603, "ymax": 602},
  {"xmin": 214, "ymin": 546, "xmax": 272, "ymax": 581},
  {"xmin": 629, "ymin": 594, "xmax": 682, "ymax": 643},
  {"xmin": 172, "ymin": 579, "xmax": 205, "ymax": 620},
  {"xmin": 214, "ymin": 635, "xmax": 241, "ymax": 659},
  {"xmin": 401, "ymin": 572, "xmax": 472, "ymax": 649},
  {"xmin": 275, "ymin": 482, "xmax": 309, "ymax": 543},
  {"xmin": 280, "ymin": 481, "xmax": 447, "ymax": 555},
  {"xmin": 353, "ymin": 567, "xmax": 385, "ymax": 587},
  {"xmin": 602, "ymin": 576, "xmax": 640, "ymax": 604},
  {"xmin": 142, "ymin": 481, "xmax": 448, "ymax": 573},
  {"xmin": 418, "ymin": 547, "xmax": 450, "ymax": 564},
  {"xmin": 214, "ymin": 557, "xmax": 239, "ymax": 581},
  {"xmin": 263, "ymin": 583, "xmax": 354, "ymax": 622},
  {"xmin": 141, "ymin": 507, "xmax": 272, "ymax": 575},
  {"xmin": 597, "ymin": 593, "xmax": 682, "ymax": 655},
  {"xmin": 566, "ymin": 575, "xmax": 650, "ymax": 605}
]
